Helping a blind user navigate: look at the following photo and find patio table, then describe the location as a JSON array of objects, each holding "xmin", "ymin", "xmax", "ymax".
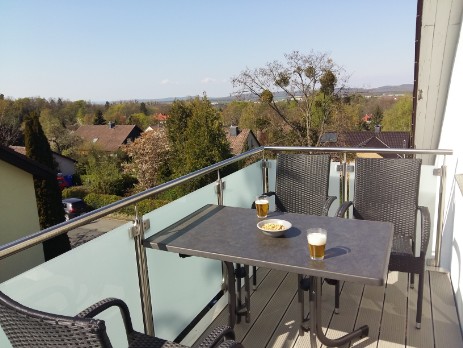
[{"xmin": 144, "ymin": 204, "xmax": 393, "ymax": 347}]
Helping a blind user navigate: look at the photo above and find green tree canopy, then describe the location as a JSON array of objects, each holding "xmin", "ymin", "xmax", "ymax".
[
  {"xmin": 167, "ymin": 96, "xmax": 233, "ymax": 192},
  {"xmin": 382, "ymin": 95, "xmax": 412, "ymax": 131},
  {"xmin": 24, "ymin": 111, "xmax": 71, "ymax": 260}
]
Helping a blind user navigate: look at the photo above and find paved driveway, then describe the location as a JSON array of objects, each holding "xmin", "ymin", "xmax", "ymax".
[{"xmin": 68, "ymin": 217, "xmax": 128, "ymax": 248}]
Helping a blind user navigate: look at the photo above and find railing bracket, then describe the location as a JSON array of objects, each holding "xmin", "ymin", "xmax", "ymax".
[
  {"xmin": 336, "ymin": 164, "xmax": 354, "ymax": 172},
  {"xmin": 130, "ymin": 219, "xmax": 151, "ymax": 238},
  {"xmin": 214, "ymin": 181, "xmax": 225, "ymax": 194}
]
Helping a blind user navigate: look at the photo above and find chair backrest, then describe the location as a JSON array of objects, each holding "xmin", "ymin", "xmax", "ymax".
[
  {"xmin": 0, "ymin": 291, "xmax": 112, "ymax": 348},
  {"xmin": 353, "ymin": 158, "xmax": 422, "ymax": 239},
  {"xmin": 275, "ymin": 153, "xmax": 331, "ymax": 215}
]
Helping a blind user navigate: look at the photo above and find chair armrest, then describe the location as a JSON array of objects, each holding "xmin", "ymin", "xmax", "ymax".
[
  {"xmin": 418, "ymin": 206, "xmax": 431, "ymax": 253},
  {"xmin": 322, "ymin": 196, "xmax": 337, "ymax": 216},
  {"xmin": 194, "ymin": 325, "xmax": 236, "ymax": 348},
  {"xmin": 336, "ymin": 201, "xmax": 353, "ymax": 218},
  {"xmin": 76, "ymin": 298, "xmax": 134, "ymax": 338}
]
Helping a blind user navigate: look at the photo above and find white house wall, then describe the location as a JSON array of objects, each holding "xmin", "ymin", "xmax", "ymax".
[
  {"xmin": 437, "ymin": 8, "xmax": 463, "ymax": 331},
  {"xmin": 0, "ymin": 160, "xmax": 45, "ymax": 282},
  {"xmin": 415, "ymin": 0, "xmax": 463, "ymax": 164}
]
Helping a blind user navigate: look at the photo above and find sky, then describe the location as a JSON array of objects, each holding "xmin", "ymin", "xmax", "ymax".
[{"xmin": 0, "ymin": 0, "xmax": 417, "ymax": 102}]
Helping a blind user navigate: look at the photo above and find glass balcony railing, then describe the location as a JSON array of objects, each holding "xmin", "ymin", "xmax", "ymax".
[{"xmin": 0, "ymin": 146, "xmax": 455, "ymax": 347}]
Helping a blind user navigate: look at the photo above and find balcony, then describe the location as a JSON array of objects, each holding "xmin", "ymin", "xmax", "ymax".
[{"xmin": 1, "ymin": 146, "xmax": 462, "ymax": 348}]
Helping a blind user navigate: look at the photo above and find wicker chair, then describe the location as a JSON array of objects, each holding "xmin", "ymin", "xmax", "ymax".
[
  {"xmin": 249, "ymin": 154, "xmax": 338, "ymax": 330},
  {"xmin": 336, "ymin": 158, "xmax": 430, "ymax": 329},
  {"xmin": 0, "ymin": 291, "xmax": 243, "ymax": 348}
]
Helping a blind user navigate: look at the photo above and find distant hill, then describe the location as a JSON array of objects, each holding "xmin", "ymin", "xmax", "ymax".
[
  {"xmin": 113, "ymin": 84, "xmax": 413, "ymax": 104},
  {"xmin": 346, "ymin": 84, "xmax": 413, "ymax": 95}
]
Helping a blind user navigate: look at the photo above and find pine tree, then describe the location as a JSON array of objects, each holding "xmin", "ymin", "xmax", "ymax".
[
  {"xmin": 24, "ymin": 111, "xmax": 71, "ymax": 260},
  {"xmin": 93, "ymin": 109, "xmax": 106, "ymax": 125}
]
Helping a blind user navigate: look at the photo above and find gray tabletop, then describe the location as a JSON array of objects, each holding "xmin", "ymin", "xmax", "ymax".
[{"xmin": 144, "ymin": 205, "xmax": 394, "ymax": 286}]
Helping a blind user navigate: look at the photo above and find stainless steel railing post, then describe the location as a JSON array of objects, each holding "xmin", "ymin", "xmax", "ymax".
[{"xmin": 131, "ymin": 206, "xmax": 155, "ymax": 336}]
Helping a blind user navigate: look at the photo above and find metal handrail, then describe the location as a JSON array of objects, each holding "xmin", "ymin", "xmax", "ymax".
[{"xmin": 0, "ymin": 146, "xmax": 453, "ymax": 260}]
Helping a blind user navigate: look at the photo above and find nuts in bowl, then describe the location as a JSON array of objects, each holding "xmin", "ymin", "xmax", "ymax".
[{"xmin": 257, "ymin": 219, "xmax": 292, "ymax": 237}]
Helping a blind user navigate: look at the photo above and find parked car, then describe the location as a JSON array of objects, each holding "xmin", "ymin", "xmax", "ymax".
[{"xmin": 62, "ymin": 198, "xmax": 87, "ymax": 221}]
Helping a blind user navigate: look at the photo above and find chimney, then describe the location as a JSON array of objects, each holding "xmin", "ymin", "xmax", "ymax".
[
  {"xmin": 108, "ymin": 121, "xmax": 115, "ymax": 129},
  {"xmin": 229, "ymin": 125, "xmax": 239, "ymax": 137},
  {"xmin": 374, "ymin": 125, "xmax": 382, "ymax": 134}
]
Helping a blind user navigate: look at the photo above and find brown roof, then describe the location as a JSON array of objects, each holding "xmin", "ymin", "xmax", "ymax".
[
  {"xmin": 0, "ymin": 145, "xmax": 55, "ymax": 179},
  {"xmin": 74, "ymin": 124, "xmax": 142, "ymax": 152},
  {"xmin": 225, "ymin": 127, "xmax": 260, "ymax": 155},
  {"xmin": 320, "ymin": 131, "xmax": 410, "ymax": 158}
]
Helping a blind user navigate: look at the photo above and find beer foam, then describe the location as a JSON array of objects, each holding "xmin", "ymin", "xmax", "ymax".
[
  {"xmin": 255, "ymin": 199, "xmax": 269, "ymax": 204},
  {"xmin": 307, "ymin": 232, "xmax": 327, "ymax": 246}
]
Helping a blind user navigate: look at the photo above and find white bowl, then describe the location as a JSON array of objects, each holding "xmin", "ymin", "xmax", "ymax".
[{"xmin": 257, "ymin": 219, "xmax": 292, "ymax": 237}]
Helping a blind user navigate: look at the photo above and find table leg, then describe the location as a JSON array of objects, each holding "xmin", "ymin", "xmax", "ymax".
[
  {"xmin": 235, "ymin": 264, "xmax": 242, "ymax": 324},
  {"xmin": 224, "ymin": 262, "xmax": 236, "ymax": 328},
  {"xmin": 244, "ymin": 265, "xmax": 251, "ymax": 323},
  {"xmin": 310, "ymin": 277, "xmax": 369, "ymax": 347}
]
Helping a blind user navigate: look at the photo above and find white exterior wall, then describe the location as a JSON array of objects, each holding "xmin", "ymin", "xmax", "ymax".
[
  {"xmin": 0, "ymin": 160, "xmax": 45, "ymax": 282},
  {"xmin": 438, "ymin": 18, "xmax": 463, "ymax": 330}
]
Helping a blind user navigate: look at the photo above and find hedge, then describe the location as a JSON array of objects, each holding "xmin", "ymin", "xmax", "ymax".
[{"xmin": 83, "ymin": 193, "xmax": 169, "ymax": 217}]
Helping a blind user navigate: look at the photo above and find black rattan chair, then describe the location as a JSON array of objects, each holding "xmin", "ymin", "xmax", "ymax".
[
  {"xmin": 336, "ymin": 158, "xmax": 430, "ymax": 329},
  {"xmin": 0, "ymin": 291, "xmax": 243, "ymax": 348},
  {"xmin": 249, "ymin": 154, "xmax": 338, "ymax": 331}
]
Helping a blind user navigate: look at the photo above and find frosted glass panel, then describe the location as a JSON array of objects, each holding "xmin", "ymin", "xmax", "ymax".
[
  {"xmin": 223, "ymin": 160, "xmax": 264, "ymax": 208},
  {"xmin": 144, "ymin": 181, "xmax": 222, "ymax": 340},
  {"xmin": 0, "ymin": 221, "xmax": 140, "ymax": 348}
]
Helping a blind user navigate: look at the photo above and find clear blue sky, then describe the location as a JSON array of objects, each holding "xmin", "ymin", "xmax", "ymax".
[{"xmin": 0, "ymin": 0, "xmax": 417, "ymax": 102}]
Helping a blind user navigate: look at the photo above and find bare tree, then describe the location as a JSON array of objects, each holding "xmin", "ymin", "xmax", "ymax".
[{"xmin": 232, "ymin": 50, "xmax": 348, "ymax": 146}]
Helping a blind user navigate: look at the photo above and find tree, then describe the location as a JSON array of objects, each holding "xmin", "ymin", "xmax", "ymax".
[
  {"xmin": 82, "ymin": 148, "xmax": 131, "ymax": 196},
  {"xmin": 167, "ymin": 96, "xmax": 233, "ymax": 192},
  {"xmin": 232, "ymin": 50, "xmax": 347, "ymax": 146},
  {"xmin": 371, "ymin": 105, "xmax": 384, "ymax": 128},
  {"xmin": 93, "ymin": 109, "xmax": 106, "ymax": 125},
  {"xmin": 140, "ymin": 102, "xmax": 148, "ymax": 115},
  {"xmin": 382, "ymin": 95, "xmax": 413, "ymax": 131},
  {"xmin": 23, "ymin": 111, "xmax": 71, "ymax": 260},
  {"xmin": 122, "ymin": 128, "xmax": 170, "ymax": 192}
]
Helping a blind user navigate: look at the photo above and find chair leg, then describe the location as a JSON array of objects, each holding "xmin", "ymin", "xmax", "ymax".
[
  {"xmin": 335, "ymin": 280, "xmax": 340, "ymax": 314},
  {"xmin": 416, "ymin": 270, "xmax": 424, "ymax": 329},
  {"xmin": 410, "ymin": 272, "xmax": 415, "ymax": 289},
  {"xmin": 252, "ymin": 266, "xmax": 257, "ymax": 290}
]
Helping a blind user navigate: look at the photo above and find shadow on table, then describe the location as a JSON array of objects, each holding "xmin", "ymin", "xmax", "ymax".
[{"xmin": 324, "ymin": 246, "xmax": 351, "ymax": 259}]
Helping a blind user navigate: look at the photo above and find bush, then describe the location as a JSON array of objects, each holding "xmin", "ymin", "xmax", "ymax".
[
  {"xmin": 84, "ymin": 193, "xmax": 121, "ymax": 210},
  {"xmin": 83, "ymin": 193, "xmax": 169, "ymax": 217},
  {"xmin": 62, "ymin": 186, "xmax": 89, "ymax": 199}
]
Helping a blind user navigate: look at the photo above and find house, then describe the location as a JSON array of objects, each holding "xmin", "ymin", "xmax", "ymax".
[
  {"xmin": 9, "ymin": 146, "xmax": 76, "ymax": 176},
  {"xmin": 0, "ymin": 145, "xmax": 53, "ymax": 282},
  {"xmin": 74, "ymin": 122, "xmax": 143, "ymax": 152},
  {"xmin": 320, "ymin": 127, "xmax": 410, "ymax": 158},
  {"xmin": 225, "ymin": 126, "xmax": 260, "ymax": 155}
]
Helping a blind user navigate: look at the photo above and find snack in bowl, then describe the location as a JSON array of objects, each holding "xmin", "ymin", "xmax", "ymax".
[{"xmin": 257, "ymin": 219, "xmax": 292, "ymax": 237}]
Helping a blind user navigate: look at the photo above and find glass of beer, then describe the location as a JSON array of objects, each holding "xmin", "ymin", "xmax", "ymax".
[
  {"xmin": 307, "ymin": 228, "xmax": 327, "ymax": 260},
  {"xmin": 255, "ymin": 195, "xmax": 269, "ymax": 218}
]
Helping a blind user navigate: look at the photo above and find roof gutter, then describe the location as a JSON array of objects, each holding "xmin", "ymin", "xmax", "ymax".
[{"xmin": 411, "ymin": 0, "xmax": 424, "ymax": 148}]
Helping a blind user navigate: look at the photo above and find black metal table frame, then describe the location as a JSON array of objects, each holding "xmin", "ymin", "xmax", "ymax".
[{"xmin": 144, "ymin": 205, "xmax": 392, "ymax": 347}]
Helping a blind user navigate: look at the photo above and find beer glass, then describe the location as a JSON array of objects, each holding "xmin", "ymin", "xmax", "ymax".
[
  {"xmin": 307, "ymin": 228, "xmax": 327, "ymax": 260},
  {"xmin": 255, "ymin": 195, "xmax": 269, "ymax": 218}
]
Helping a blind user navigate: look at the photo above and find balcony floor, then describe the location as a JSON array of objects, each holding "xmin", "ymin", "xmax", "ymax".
[{"xmin": 196, "ymin": 268, "xmax": 463, "ymax": 348}]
